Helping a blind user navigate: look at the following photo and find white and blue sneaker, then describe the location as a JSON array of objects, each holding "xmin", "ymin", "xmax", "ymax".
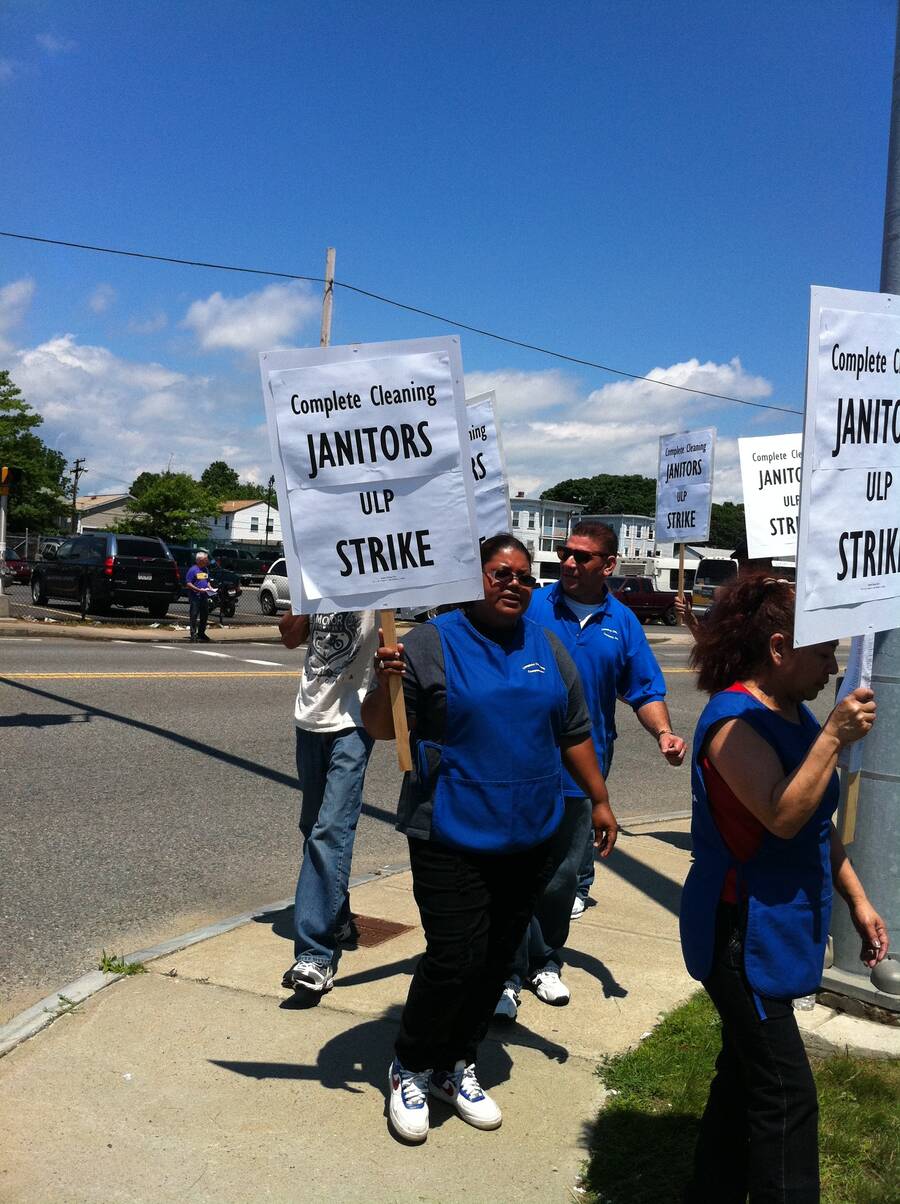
[
  {"xmin": 429, "ymin": 1061, "xmax": 502, "ymax": 1130},
  {"xmin": 388, "ymin": 1059, "xmax": 431, "ymax": 1143},
  {"xmin": 493, "ymin": 981, "xmax": 520, "ymax": 1022}
]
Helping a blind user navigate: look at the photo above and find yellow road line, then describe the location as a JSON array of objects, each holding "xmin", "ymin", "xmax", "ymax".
[{"xmin": 1, "ymin": 671, "xmax": 297, "ymax": 680}]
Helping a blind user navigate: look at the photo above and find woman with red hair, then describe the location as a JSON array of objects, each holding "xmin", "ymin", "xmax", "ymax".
[{"xmin": 680, "ymin": 573, "xmax": 888, "ymax": 1203}]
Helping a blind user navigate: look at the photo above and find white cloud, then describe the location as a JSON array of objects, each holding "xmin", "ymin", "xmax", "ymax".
[
  {"xmin": 36, "ymin": 33, "xmax": 77, "ymax": 55},
  {"xmin": 182, "ymin": 281, "xmax": 318, "ymax": 353},
  {"xmin": 128, "ymin": 311, "xmax": 168, "ymax": 335},
  {"xmin": 11, "ymin": 334, "xmax": 271, "ymax": 490},
  {"xmin": 0, "ymin": 277, "xmax": 36, "ymax": 353},
  {"xmin": 479, "ymin": 357, "xmax": 776, "ymax": 502},
  {"xmin": 463, "ymin": 368, "xmax": 582, "ymax": 418},
  {"xmin": 88, "ymin": 283, "xmax": 116, "ymax": 314}
]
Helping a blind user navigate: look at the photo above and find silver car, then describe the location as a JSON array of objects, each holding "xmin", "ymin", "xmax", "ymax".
[{"xmin": 258, "ymin": 558, "xmax": 291, "ymax": 615}]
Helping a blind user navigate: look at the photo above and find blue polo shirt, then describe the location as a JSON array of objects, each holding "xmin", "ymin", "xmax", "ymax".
[{"xmin": 528, "ymin": 581, "xmax": 666, "ymax": 794}]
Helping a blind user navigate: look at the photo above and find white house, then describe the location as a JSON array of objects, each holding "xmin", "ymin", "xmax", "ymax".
[
  {"xmin": 579, "ymin": 513, "xmax": 656, "ymax": 560},
  {"xmin": 205, "ymin": 500, "xmax": 282, "ymax": 546},
  {"xmin": 509, "ymin": 492, "xmax": 584, "ymax": 583}
]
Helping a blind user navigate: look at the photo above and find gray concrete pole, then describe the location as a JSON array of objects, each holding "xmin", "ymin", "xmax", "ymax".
[{"xmin": 828, "ymin": 3, "xmax": 900, "ymax": 1005}]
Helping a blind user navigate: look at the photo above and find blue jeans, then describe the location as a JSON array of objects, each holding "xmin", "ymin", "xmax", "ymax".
[
  {"xmin": 576, "ymin": 744, "xmax": 614, "ymax": 902},
  {"xmin": 508, "ymin": 795, "xmax": 592, "ymax": 985},
  {"xmin": 293, "ymin": 725, "xmax": 373, "ymax": 966}
]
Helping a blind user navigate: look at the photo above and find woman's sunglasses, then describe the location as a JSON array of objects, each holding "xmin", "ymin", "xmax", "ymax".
[
  {"xmin": 484, "ymin": 566, "xmax": 538, "ymax": 588},
  {"xmin": 556, "ymin": 546, "xmax": 611, "ymax": 565}
]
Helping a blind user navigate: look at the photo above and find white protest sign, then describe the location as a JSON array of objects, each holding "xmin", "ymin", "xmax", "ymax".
[
  {"xmin": 794, "ymin": 286, "xmax": 900, "ymax": 646},
  {"xmin": 466, "ymin": 391, "xmax": 511, "ymax": 541},
  {"xmin": 655, "ymin": 427, "xmax": 716, "ymax": 543},
  {"xmin": 260, "ymin": 336, "xmax": 483, "ymax": 614},
  {"xmin": 738, "ymin": 433, "xmax": 803, "ymax": 559}
]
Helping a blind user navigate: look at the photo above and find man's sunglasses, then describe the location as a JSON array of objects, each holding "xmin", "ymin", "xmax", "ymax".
[
  {"xmin": 556, "ymin": 546, "xmax": 612, "ymax": 564},
  {"xmin": 484, "ymin": 566, "xmax": 539, "ymax": 588}
]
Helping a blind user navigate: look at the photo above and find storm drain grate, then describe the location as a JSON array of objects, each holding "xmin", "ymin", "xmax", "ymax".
[{"xmin": 353, "ymin": 915, "xmax": 415, "ymax": 948}]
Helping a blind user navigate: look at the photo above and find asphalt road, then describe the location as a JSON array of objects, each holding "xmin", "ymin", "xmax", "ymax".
[{"xmin": 0, "ymin": 633, "xmax": 837, "ymax": 1023}]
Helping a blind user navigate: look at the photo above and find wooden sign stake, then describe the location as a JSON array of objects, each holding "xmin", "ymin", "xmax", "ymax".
[
  {"xmin": 838, "ymin": 770, "xmax": 860, "ymax": 846},
  {"xmin": 379, "ymin": 609, "xmax": 412, "ymax": 771},
  {"xmin": 677, "ymin": 542, "xmax": 686, "ymax": 624}
]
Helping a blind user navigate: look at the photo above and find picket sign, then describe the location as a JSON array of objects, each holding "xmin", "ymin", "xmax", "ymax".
[
  {"xmin": 261, "ymin": 256, "xmax": 482, "ymax": 772},
  {"xmin": 465, "ymin": 391, "xmax": 512, "ymax": 539},
  {"xmin": 655, "ymin": 427, "xmax": 716, "ymax": 624},
  {"xmin": 835, "ymin": 629, "xmax": 876, "ymax": 845}
]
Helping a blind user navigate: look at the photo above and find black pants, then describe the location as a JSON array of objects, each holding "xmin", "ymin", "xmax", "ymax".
[
  {"xmin": 686, "ymin": 904, "xmax": 820, "ymax": 1204},
  {"xmin": 189, "ymin": 593, "xmax": 209, "ymax": 638},
  {"xmin": 396, "ymin": 835, "xmax": 556, "ymax": 1072}
]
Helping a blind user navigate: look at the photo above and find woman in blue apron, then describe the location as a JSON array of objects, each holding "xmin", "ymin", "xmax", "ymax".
[
  {"xmin": 362, "ymin": 534, "xmax": 617, "ymax": 1144},
  {"xmin": 680, "ymin": 573, "xmax": 888, "ymax": 1202}
]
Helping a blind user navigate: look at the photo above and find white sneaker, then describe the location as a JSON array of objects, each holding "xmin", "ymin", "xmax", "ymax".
[
  {"xmin": 531, "ymin": 968, "xmax": 570, "ymax": 1006},
  {"xmin": 430, "ymin": 1062, "xmax": 502, "ymax": 1130},
  {"xmin": 493, "ymin": 982, "xmax": 520, "ymax": 1021},
  {"xmin": 388, "ymin": 1059, "xmax": 431, "ymax": 1143},
  {"xmin": 281, "ymin": 960, "xmax": 334, "ymax": 995},
  {"xmin": 570, "ymin": 895, "xmax": 586, "ymax": 920}
]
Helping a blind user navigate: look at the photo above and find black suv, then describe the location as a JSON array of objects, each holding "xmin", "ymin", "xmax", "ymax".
[{"xmin": 30, "ymin": 532, "xmax": 180, "ymax": 619}]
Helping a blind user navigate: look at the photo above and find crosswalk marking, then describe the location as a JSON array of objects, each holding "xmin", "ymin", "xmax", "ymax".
[
  {"xmin": 242, "ymin": 658, "xmax": 284, "ymax": 666},
  {"xmin": 189, "ymin": 650, "xmax": 233, "ymax": 658}
]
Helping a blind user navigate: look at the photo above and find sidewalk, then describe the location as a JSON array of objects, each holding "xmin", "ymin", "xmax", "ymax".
[{"xmin": 1, "ymin": 818, "xmax": 698, "ymax": 1203}]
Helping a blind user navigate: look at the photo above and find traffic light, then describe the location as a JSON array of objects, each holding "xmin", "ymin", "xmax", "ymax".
[{"xmin": 0, "ymin": 465, "xmax": 22, "ymax": 496}]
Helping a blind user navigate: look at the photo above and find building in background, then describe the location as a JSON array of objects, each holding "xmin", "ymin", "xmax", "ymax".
[
  {"xmin": 510, "ymin": 492, "xmax": 584, "ymax": 583},
  {"xmin": 205, "ymin": 500, "xmax": 282, "ymax": 547},
  {"xmin": 75, "ymin": 493, "xmax": 134, "ymax": 531},
  {"xmin": 580, "ymin": 513, "xmax": 656, "ymax": 561}
]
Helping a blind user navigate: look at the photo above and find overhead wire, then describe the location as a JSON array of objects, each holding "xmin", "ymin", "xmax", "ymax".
[{"xmin": 0, "ymin": 229, "xmax": 802, "ymax": 415}]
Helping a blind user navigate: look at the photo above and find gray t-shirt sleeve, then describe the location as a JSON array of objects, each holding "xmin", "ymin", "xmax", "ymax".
[
  {"xmin": 399, "ymin": 622, "xmax": 446, "ymax": 741},
  {"xmin": 544, "ymin": 629, "xmax": 593, "ymax": 741}
]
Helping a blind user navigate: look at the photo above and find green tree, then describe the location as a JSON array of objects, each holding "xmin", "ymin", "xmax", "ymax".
[
  {"xmin": 542, "ymin": 473, "xmax": 656, "ymax": 515},
  {"xmin": 707, "ymin": 501, "xmax": 746, "ymax": 550},
  {"xmin": 116, "ymin": 473, "xmax": 218, "ymax": 543},
  {"xmin": 129, "ymin": 470, "xmax": 163, "ymax": 499},
  {"xmin": 200, "ymin": 460, "xmax": 241, "ymax": 499},
  {"xmin": 0, "ymin": 369, "xmax": 68, "ymax": 529}
]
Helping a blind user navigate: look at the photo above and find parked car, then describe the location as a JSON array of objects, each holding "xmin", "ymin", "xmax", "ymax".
[
  {"xmin": 30, "ymin": 532, "xmax": 180, "ymax": 619},
  {"xmin": 610, "ymin": 575, "xmax": 679, "ymax": 625},
  {"xmin": 2, "ymin": 551, "xmax": 31, "ymax": 583},
  {"xmin": 166, "ymin": 544, "xmax": 243, "ymax": 609},
  {"xmin": 209, "ymin": 545, "xmax": 271, "ymax": 585},
  {"xmin": 258, "ymin": 558, "xmax": 291, "ymax": 615},
  {"xmin": 37, "ymin": 537, "xmax": 65, "ymax": 559}
]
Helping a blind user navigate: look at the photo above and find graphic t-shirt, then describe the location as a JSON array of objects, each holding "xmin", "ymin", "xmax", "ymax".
[
  {"xmin": 185, "ymin": 565, "xmax": 213, "ymax": 592},
  {"xmin": 294, "ymin": 610, "xmax": 378, "ymax": 732}
]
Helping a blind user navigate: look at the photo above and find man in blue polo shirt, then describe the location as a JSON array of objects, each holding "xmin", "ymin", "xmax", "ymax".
[{"xmin": 495, "ymin": 519, "xmax": 686, "ymax": 1018}]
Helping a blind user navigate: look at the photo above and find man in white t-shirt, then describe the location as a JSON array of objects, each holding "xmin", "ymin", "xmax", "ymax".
[{"xmin": 279, "ymin": 609, "xmax": 378, "ymax": 996}]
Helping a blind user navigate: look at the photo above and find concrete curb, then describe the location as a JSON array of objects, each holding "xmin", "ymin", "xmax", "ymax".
[
  {"xmin": 0, "ymin": 861, "xmax": 412, "ymax": 1060},
  {"xmin": 0, "ymin": 618, "xmax": 283, "ymax": 642},
  {"xmin": 796, "ymin": 1002, "xmax": 900, "ymax": 1060}
]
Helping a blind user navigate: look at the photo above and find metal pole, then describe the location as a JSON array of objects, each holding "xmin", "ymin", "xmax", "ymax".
[
  {"xmin": 827, "ymin": 2, "xmax": 900, "ymax": 1005},
  {"xmin": 319, "ymin": 247, "xmax": 336, "ymax": 348},
  {"xmin": 0, "ymin": 493, "xmax": 8, "ymax": 618},
  {"xmin": 264, "ymin": 474, "xmax": 274, "ymax": 547}
]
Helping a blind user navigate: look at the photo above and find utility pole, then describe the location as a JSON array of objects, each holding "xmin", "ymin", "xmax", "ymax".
[
  {"xmin": 826, "ymin": 4, "xmax": 900, "ymax": 1006},
  {"xmin": 319, "ymin": 247, "xmax": 336, "ymax": 347},
  {"xmin": 69, "ymin": 458, "xmax": 87, "ymax": 534},
  {"xmin": 264, "ymin": 474, "xmax": 275, "ymax": 547}
]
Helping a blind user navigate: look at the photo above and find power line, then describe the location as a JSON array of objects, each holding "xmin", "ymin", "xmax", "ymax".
[{"xmin": 0, "ymin": 228, "xmax": 802, "ymax": 415}]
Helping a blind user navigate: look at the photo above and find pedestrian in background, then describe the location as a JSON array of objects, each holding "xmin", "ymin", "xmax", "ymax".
[
  {"xmin": 280, "ymin": 608, "xmax": 378, "ymax": 997},
  {"xmin": 185, "ymin": 550, "xmax": 216, "ymax": 643},
  {"xmin": 495, "ymin": 519, "xmax": 684, "ymax": 1021},
  {"xmin": 363, "ymin": 534, "xmax": 616, "ymax": 1144},
  {"xmin": 681, "ymin": 573, "xmax": 887, "ymax": 1203}
]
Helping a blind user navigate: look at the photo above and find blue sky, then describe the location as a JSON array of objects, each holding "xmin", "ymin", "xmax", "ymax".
[{"xmin": 0, "ymin": 1, "xmax": 895, "ymax": 501}]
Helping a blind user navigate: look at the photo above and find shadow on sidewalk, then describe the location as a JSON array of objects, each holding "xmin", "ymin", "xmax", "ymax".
[
  {"xmin": 0, "ymin": 676, "xmax": 396, "ymax": 827},
  {"xmin": 596, "ymin": 845, "xmax": 684, "ymax": 918},
  {"xmin": 563, "ymin": 947, "xmax": 628, "ymax": 999},
  {"xmin": 635, "ymin": 829, "xmax": 693, "ymax": 853}
]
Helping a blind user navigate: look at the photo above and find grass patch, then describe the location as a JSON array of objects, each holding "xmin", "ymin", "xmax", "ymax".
[
  {"xmin": 582, "ymin": 992, "xmax": 900, "ymax": 1204},
  {"xmin": 98, "ymin": 951, "xmax": 147, "ymax": 977}
]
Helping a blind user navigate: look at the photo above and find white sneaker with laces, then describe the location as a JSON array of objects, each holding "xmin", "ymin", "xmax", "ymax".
[
  {"xmin": 430, "ymin": 1062, "xmax": 502, "ymax": 1130},
  {"xmin": 493, "ymin": 982, "xmax": 520, "ymax": 1021},
  {"xmin": 531, "ymin": 968, "xmax": 571, "ymax": 1005},
  {"xmin": 281, "ymin": 960, "xmax": 334, "ymax": 994},
  {"xmin": 388, "ymin": 1059, "xmax": 431, "ymax": 1143},
  {"xmin": 570, "ymin": 895, "xmax": 586, "ymax": 920}
]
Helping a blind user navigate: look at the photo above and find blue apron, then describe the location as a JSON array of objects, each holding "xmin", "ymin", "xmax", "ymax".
[
  {"xmin": 417, "ymin": 609, "xmax": 568, "ymax": 854},
  {"xmin": 680, "ymin": 687, "xmax": 839, "ymax": 1001}
]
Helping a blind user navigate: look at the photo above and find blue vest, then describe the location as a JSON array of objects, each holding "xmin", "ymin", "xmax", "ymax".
[
  {"xmin": 680, "ymin": 687, "xmax": 839, "ymax": 1000},
  {"xmin": 417, "ymin": 609, "xmax": 568, "ymax": 854}
]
